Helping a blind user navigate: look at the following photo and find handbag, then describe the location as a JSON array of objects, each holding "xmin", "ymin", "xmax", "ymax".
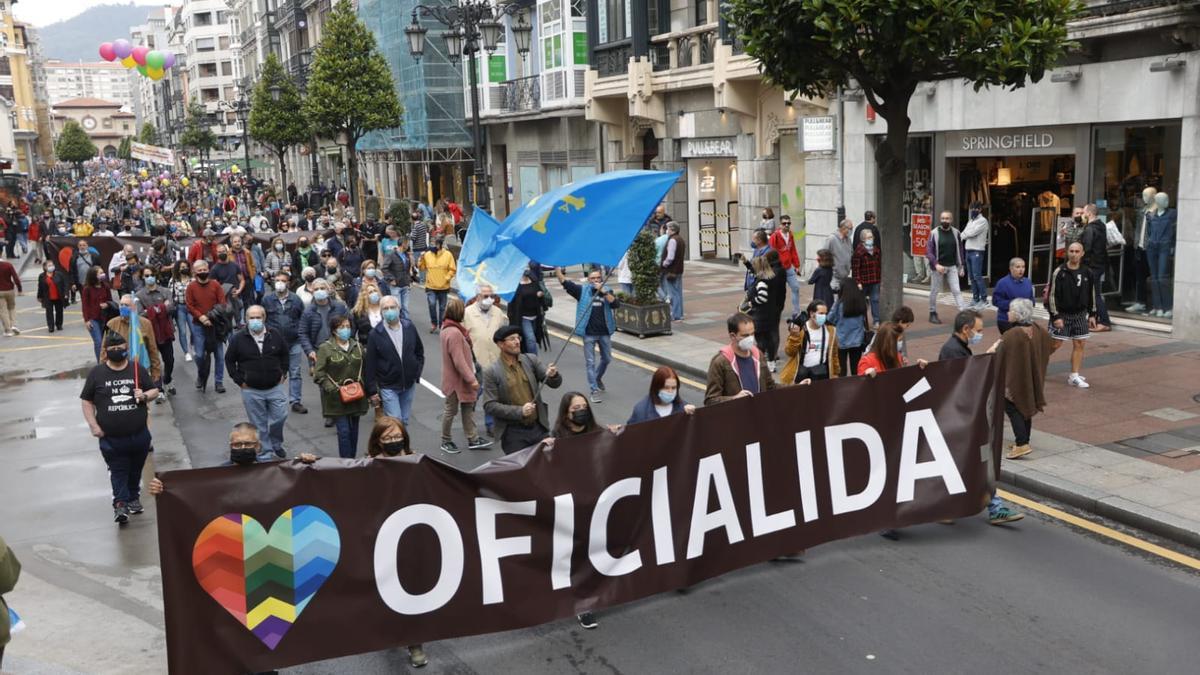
[{"xmin": 328, "ymin": 348, "xmax": 365, "ymax": 403}]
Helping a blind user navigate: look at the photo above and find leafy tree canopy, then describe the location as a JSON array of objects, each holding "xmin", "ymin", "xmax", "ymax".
[
  {"xmin": 55, "ymin": 120, "xmax": 98, "ymax": 164},
  {"xmin": 179, "ymin": 100, "xmax": 217, "ymax": 152},
  {"xmin": 138, "ymin": 122, "xmax": 158, "ymax": 145},
  {"xmin": 250, "ymin": 53, "xmax": 310, "ymax": 154},
  {"xmin": 116, "ymin": 135, "xmax": 132, "ymax": 160}
]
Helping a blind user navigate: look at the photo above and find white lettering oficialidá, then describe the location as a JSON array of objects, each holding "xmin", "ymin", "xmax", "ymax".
[
  {"xmin": 793, "ymin": 431, "xmax": 820, "ymax": 522},
  {"xmin": 374, "ymin": 504, "xmax": 465, "ymax": 615},
  {"xmin": 686, "ymin": 454, "xmax": 746, "ymax": 559},
  {"xmin": 745, "ymin": 442, "xmax": 796, "ymax": 536},
  {"xmin": 551, "ymin": 493, "xmax": 574, "ymax": 590},
  {"xmin": 589, "ymin": 477, "xmax": 644, "ymax": 576},
  {"xmin": 896, "ymin": 409, "xmax": 967, "ymax": 502},
  {"xmin": 476, "ymin": 498, "xmax": 537, "ymax": 605},
  {"xmin": 651, "ymin": 466, "xmax": 676, "ymax": 565},
  {"xmin": 825, "ymin": 422, "xmax": 886, "ymax": 515}
]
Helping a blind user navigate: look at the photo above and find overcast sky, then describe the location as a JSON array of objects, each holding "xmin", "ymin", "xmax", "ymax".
[{"xmin": 13, "ymin": 0, "xmax": 165, "ymax": 28}]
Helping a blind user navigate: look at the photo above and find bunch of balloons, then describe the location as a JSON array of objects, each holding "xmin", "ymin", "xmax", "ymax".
[{"xmin": 99, "ymin": 39, "xmax": 176, "ymax": 81}]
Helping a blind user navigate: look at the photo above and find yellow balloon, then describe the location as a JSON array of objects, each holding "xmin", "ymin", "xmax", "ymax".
[
  {"xmin": 121, "ymin": 55, "xmax": 136, "ymax": 68},
  {"xmin": 139, "ymin": 168, "xmax": 148, "ymax": 178},
  {"xmin": 230, "ymin": 164, "xmax": 240, "ymax": 174},
  {"xmin": 181, "ymin": 177, "xmax": 190, "ymax": 187},
  {"xmin": 161, "ymin": 178, "xmax": 170, "ymax": 186},
  {"xmin": 147, "ymin": 67, "xmax": 164, "ymax": 80}
]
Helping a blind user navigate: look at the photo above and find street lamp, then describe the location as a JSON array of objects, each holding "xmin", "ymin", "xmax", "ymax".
[
  {"xmin": 218, "ymin": 81, "xmax": 253, "ymax": 180},
  {"xmin": 406, "ymin": 1, "xmax": 533, "ymax": 212}
]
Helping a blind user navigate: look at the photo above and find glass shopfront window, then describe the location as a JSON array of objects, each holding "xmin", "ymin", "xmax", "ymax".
[
  {"xmin": 902, "ymin": 136, "xmax": 933, "ymax": 285},
  {"xmin": 1091, "ymin": 123, "xmax": 1180, "ymax": 321}
]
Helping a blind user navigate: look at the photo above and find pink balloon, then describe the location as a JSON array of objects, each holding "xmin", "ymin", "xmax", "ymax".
[
  {"xmin": 132, "ymin": 46, "xmax": 150, "ymax": 66},
  {"xmin": 99, "ymin": 42, "xmax": 116, "ymax": 61},
  {"xmin": 113, "ymin": 39, "xmax": 133, "ymax": 59},
  {"xmin": 162, "ymin": 52, "xmax": 176, "ymax": 69}
]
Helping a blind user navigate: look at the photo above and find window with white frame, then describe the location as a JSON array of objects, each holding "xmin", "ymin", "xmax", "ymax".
[{"xmin": 597, "ymin": 0, "xmax": 630, "ymax": 44}]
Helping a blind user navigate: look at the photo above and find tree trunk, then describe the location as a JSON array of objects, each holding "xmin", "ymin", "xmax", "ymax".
[
  {"xmin": 345, "ymin": 137, "xmax": 359, "ymax": 209},
  {"xmin": 876, "ymin": 101, "xmax": 913, "ymax": 322},
  {"xmin": 277, "ymin": 149, "xmax": 288, "ymax": 191}
]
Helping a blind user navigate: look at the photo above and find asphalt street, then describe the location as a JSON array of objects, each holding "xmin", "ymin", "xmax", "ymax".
[{"xmin": 159, "ymin": 309, "xmax": 1200, "ymax": 674}]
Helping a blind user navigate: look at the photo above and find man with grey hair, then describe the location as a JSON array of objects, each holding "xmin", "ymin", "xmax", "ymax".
[
  {"xmin": 225, "ymin": 304, "xmax": 291, "ymax": 459},
  {"xmin": 998, "ymin": 297, "xmax": 1059, "ymax": 464},
  {"xmin": 823, "ymin": 219, "xmax": 854, "ymax": 294}
]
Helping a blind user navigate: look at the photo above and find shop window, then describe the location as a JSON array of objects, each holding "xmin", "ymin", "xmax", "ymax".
[
  {"xmin": 1091, "ymin": 123, "xmax": 1180, "ymax": 320},
  {"xmin": 902, "ymin": 136, "xmax": 933, "ymax": 285}
]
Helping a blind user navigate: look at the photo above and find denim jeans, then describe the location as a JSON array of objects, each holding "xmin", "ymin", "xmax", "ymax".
[
  {"xmin": 241, "ymin": 383, "xmax": 289, "ymax": 455},
  {"xmin": 966, "ymin": 250, "xmax": 987, "ymax": 303},
  {"xmin": 287, "ymin": 342, "xmax": 304, "ymax": 404},
  {"xmin": 1145, "ymin": 241, "xmax": 1173, "ymax": 311},
  {"xmin": 583, "ymin": 334, "xmax": 613, "ymax": 393},
  {"xmin": 520, "ymin": 316, "xmax": 539, "ymax": 355},
  {"xmin": 663, "ymin": 273, "xmax": 684, "ymax": 320},
  {"xmin": 173, "ymin": 304, "xmax": 191, "ymax": 354},
  {"xmin": 190, "ymin": 318, "xmax": 225, "ymax": 386},
  {"xmin": 785, "ymin": 267, "xmax": 802, "ymax": 316},
  {"xmin": 334, "ymin": 414, "xmax": 361, "ymax": 459},
  {"xmin": 87, "ymin": 318, "xmax": 106, "ymax": 361},
  {"xmin": 380, "ymin": 385, "xmax": 416, "ymax": 425},
  {"xmin": 98, "ymin": 427, "xmax": 152, "ymax": 506},
  {"xmin": 862, "ymin": 283, "xmax": 881, "ymax": 326},
  {"xmin": 426, "ymin": 289, "xmax": 448, "ymax": 327},
  {"xmin": 1089, "ymin": 267, "xmax": 1111, "ymax": 326},
  {"xmin": 394, "ymin": 286, "xmax": 411, "ymax": 321}
]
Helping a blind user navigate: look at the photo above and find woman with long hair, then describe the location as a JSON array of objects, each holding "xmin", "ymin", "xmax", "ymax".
[
  {"xmin": 351, "ymin": 278, "xmax": 384, "ymax": 342},
  {"xmin": 168, "ymin": 260, "xmax": 192, "ymax": 359},
  {"xmin": 828, "ymin": 280, "xmax": 870, "ymax": 376},
  {"xmin": 626, "ymin": 366, "xmax": 697, "ymax": 424},
  {"xmin": 439, "ymin": 296, "xmax": 490, "ymax": 453},
  {"xmin": 80, "ymin": 265, "xmax": 115, "ymax": 361},
  {"xmin": 858, "ymin": 322, "xmax": 928, "ymax": 377},
  {"xmin": 313, "ymin": 314, "xmax": 369, "ymax": 458},
  {"xmin": 748, "ymin": 251, "xmax": 786, "ymax": 372}
]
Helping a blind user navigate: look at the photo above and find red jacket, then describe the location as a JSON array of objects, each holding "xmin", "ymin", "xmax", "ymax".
[
  {"xmin": 769, "ymin": 229, "xmax": 800, "ymax": 270},
  {"xmin": 187, "ymin": 240, "xmax": 218, "ymax": 265},
  {"xmin": 185, "ymin": 279, "xmax": 226, "ymax": 320},
  {"xmin": 439, "ymin": 320, "xmax": 479, "ymax": 403},
  {"xmin": 851, "ymin": 243, "xmax": 881, "ymax": 286}
]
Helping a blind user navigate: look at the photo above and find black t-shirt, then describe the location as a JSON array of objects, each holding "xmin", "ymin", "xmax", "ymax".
[
  {"xmin": 210, "ymin": 261, "xmax": 241, "ymax": 288},
  {"xmin": 80, "ymin": 361, "xmax": 153, "ymax": 437}
]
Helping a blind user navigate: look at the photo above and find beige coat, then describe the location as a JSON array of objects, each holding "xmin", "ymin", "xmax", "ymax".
[{"xmin": 462, "ymin": 302, "xmax": 506, "ymax": 369}]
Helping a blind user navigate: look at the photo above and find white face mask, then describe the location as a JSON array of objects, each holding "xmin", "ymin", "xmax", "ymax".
[
  {"xmin": 274, "ymin": 281, "xmax": 287, "ymax": 294},
  {"xmin": 737, "ymin": 336, "xmax": 756, "ymax": 352},
  {"xmin": 479, "ymin": 297, "xmax": 494, "ymax": 310}
]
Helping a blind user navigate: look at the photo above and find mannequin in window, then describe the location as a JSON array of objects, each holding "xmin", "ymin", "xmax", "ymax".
[
  {"xmin": 1143, "ymin": 191, "xmax": 1176, "ymax": 318},
  {"xmin": 1126, "ymin": 187, "xmax": 1156, "ymax": 313}
]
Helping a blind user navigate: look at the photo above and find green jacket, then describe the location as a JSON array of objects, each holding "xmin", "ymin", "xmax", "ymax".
[
  {"xmin": 0, "ymin": 535, "xmax": 20, "ymax": 647},
  {"xmin": 312, "ymin": 338, "xmax": 370, "ymax": 418}
]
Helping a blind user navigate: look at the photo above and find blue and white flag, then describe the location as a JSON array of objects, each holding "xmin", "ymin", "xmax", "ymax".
[{"xmin": 455, "ymin": 209, "xmax": 531, "ymax": 301}]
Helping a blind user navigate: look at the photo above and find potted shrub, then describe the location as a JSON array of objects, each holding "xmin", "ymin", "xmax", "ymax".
[{"xmin": 613, "ymin": 229, "xmax": 673, "ymax": 338}]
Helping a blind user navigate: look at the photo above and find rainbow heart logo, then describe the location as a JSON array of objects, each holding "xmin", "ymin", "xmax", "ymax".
[{"xmin": 192, "ymin": 506, "xmax": 340, "ymax": 649}]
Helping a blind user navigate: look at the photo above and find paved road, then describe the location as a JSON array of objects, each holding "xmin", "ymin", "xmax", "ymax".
[{"xmin": 3, "ymin": 274, "xmax": 1199, "ymax": 674}]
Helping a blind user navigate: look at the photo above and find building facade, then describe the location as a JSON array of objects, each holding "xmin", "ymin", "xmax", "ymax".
[
  {"xmin": 832, "ymin": 0, "xmax": 1200, "ymax": 339},
  {"xmin": 179, "ymin": 0, "xmax": 244, "ymax": 163},
  {"xmin": 0, "ymin": 0, "xmax": 42, "ymax": 174},
  {"xmin": 43, "ymin": 60, "xmax": 136, "ymax": 107},
  {"xmin": 584, "ymin": 0, "xmax": 828, "ymax": 262},
  {"xmin": 50, "ymin": 97, "xmax": 136, "ymax": 157}
]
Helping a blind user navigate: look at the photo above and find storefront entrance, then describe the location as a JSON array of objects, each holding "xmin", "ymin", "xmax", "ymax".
[{"xmin": 687, "ymin": 157, "xmax": 738, "ymax": 259}]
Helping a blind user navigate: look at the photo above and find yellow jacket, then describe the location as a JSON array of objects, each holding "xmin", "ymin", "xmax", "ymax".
[
  {"xmin": 419, "ymin": 249, "xmax": 457, "ymax": 291},
  {"xmin": 779, "ymin": 323, "xmax": 840, "ymax": 385}
]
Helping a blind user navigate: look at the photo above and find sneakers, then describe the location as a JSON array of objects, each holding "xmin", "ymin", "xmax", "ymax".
[
  {"xmin": 408, "ymin": 645, "xmax": 428, "ymax": 668},
  {"xmin": 929, "ymin": 313, "xmax": 943, "ymax": 325},
  {"xmin": 1124, "ymin": 302, "xmax": 1145, "ymax": 312},
  {"xmin": 1007, "ymin": 444, "xmax": 1032, "ymax": 460},
  {"xmin": 989, "ymin": 507, "xmax": 1025, "ymax": 524},
  {"xmin": 767, "ymin": 360, "xmax": 778, "ymax": 373},
  {"xmin": 166, "ymin": 385, "xmax": 176, "ymax": 395},
  {"xmin": 184, "ymin": 352, "xmax": 193, "ymax": 362},
  {"xmin": 127, "ymin": 499, "xmax": 145, "ymax": 515},
  {"xmin": 440, "ymin": 441, "xmax": 461, "ymax": 454},
  {"xmin": 590, "ymin": 390, "xmax": 602, "ymax": 404},
  {"xmin": 214, "ymin": 383, "xmax": 226, "ymax": 394},
  {"xmin": 1067, "ymin": 374, "xmax": 1090, "ymax": 388},
  {"xmin": 256, "ymin": 450, "xmax": 277, "ymax": 462},
  {"xmin": 113, "ymin": 503, "xmax": 130, "ymax": 524},
  {"xmin": 596, "ymin": 378, "xmax": 606, "ymax": 392},
  {"xmin": 274, "ymin": 448, "xmax": 286, "ymax": 459},
  {"xmin": 324, "ymin": 417, "xmax": 334, "ymax": 428},
  {"xmin": 577, "ymin": 611, "xmax": 599, "ymax": 629},
  {"xmin": 10, "ymin": 326, "xmax": 18, "ymax": 335},
  {"xmin": 291, "ymin": 402, "xmax": 308, "ymax": 414},
  {"xmin": 467, "ymin": 437, "xmax": 493, "ymax": 450}
]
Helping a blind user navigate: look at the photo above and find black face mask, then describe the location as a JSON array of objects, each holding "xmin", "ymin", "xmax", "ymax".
[
  {"xmin": 107, "ymin": 348, "xmax": 127, "ymax": 362},
  {"xmin": 230, "ymin": 448, "xmax": 258, "ymax": 465},
  {"xmin": 570, "ymin": 409, "xmax": 592, "ymax": 427},
  {"xmin": 381, "ymin": 440, "xmax": 406, "ymax": 456},
  {"xmin": 196, "ymin": 272, "xmax": 209, "ymax": 282},
  {"xmin": 218, "ymin": 253, "xmax": 229, "ymax": 261}
]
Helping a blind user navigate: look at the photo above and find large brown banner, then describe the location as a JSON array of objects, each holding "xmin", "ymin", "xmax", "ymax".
[{"xmin": 157, "ymin": 355, "xmax": 1003, "ymax": 673}]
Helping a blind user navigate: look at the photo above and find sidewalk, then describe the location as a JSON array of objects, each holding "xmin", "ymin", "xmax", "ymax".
[{"xmin": 545, "ymin": 260, "xmax": 1200, "ymax": 550}]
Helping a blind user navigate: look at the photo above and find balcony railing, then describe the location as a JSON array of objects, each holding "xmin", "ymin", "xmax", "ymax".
[
  {"xmin": 594, "ymin": 40, "xmax": 632, "ymax": 78},
  {"xmin": 500, "ymin": 75, "xmax": 540, "ymax": 113}
]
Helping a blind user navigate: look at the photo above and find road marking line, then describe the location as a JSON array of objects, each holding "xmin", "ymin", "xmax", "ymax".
[
  {"xmin": 0, "ymin": 341, "xmax": 91, "ymax": 353},
  {"xmin": 419, "ymin": 377, "xmax": 445, "ymax": 399},
  {"xmin": 8, "ymin": 333, "xmax": 91, "ymax": 341},
  {"xmin": 998, "ymin": 489, "xmax": 1200, "ymax": 571},
  {"xmin": 547, "ymin": 329, "xmax": 707, "ymax": 391}
]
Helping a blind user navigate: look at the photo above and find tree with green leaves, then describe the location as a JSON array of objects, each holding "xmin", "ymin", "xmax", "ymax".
[
  {"xmin": 250, "ymin": 53, "xmax": 310, "ymax": 189},
  {"xmin": 303, "ymin": 0, "xmax": 401, "ymax": 205},
  {"xmin": 116, "ymin": 136, "xmax": 132, "ymax": 160},
  {"xmin": 54, "ymin": 120, "xmax": 98, "ymax": 168},
  {"xmin": 138, "ymin": 122, "xmax": 158, "ymax": 145},
  {"xmin": 179, "ymin": 100, "xmax": 217, "ymax": 174},
  {"xmin": 628, "ymin": 229, "xmax": 661, "ymax": 305},
  {"xmin": 726, "ymin": 0, "xmax": 1083, "ymax": 316}
]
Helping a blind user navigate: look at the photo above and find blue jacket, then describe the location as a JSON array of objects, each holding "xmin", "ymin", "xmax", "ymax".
[
  {"xmin": 261, "ymin": 291, "xmax": 305, "ymax": 345},
  {"xmin": 298, "ymin": 299, "xmax": 350, "ymax": 354},
  {"xmin": 363, "ymin": 318, "xmax": 424, "ymax": 393},
  {"xmin": 991, "ymin": 274, "xmax": 1034, "ymax": 323},
  {"xmin": 563, "ymin": 280, "xmax": 616, "ymax": 337},
  {"xmin": 827, "ymin": 300, "xmax": 868, "ymax": 348},
  {"xmin": 1145, "ymin": 208, "xmax": 1176, "ymax": 248},
  {"xmin": 626, "ymin": 394, "xmax": 689, "ymax": 425}
]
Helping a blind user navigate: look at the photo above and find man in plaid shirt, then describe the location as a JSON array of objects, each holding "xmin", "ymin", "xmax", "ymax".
[{"xmin": 851, "ymin": 229, "xmax": 882, "ymax": 326}]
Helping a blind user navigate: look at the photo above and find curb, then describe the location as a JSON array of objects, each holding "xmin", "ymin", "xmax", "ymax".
[{"xmin": 546, "ymin": 312, "xmax": 1200, "ymax": 552}]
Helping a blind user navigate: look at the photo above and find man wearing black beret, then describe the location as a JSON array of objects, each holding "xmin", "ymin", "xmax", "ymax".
[{"xmin": 482, "ymin": 325, "xmax": 562, "ymax": 453}]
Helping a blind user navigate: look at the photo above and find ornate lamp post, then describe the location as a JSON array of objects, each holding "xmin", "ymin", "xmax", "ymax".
[
  {"xmin": 218, "ymin": 81, "xmax": 253, "ymax": 180},
  {"xmin": 406, "ymin": 1, "xmax": 533, "ymax": 211}
]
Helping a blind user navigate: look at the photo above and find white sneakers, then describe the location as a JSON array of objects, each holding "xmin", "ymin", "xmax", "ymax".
[
  {"xmin": 1068, "ymin": 373, "xmax": 1090, "ymax": 388},
  {"xmin": 184, "ymin": 352, "xmax": 193, "ymax": 362},
  {"xmin": 767, "ymin": 360, "xmax": 778, "ymax": 373}
]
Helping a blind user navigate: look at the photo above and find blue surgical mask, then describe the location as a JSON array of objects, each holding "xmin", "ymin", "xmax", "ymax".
[
  {"xmin": 863, "ymin": 240, "xmax": 874, "ymax": 249},
  {"xmin": 144, "ymin": 276, "xmax": 156, "ymax": 286},
  {"xmin": 313, "ymin": 289, "xmax": 329, "ymax": 302},
  {"xmin": 658, "ymin": 390, "xmax": 676, "ymax": 404},
  {"xmin": 814, "ymin": 313, "xmax": 828, "ymax": 326},
  {"xmin": 366, "ymin": 268, "xmax": 377, "ymax": 278},
  {"xmin": 336, "ymin": 326, "xmax": 353, "ymax": 341},
  {"xmin": 969, "ymin": 331, "xmax": 983, "ymax": 345},
  {"xmin": 119, "ymin": 306, "xmax": 132, "ymax": 318},
  {"xmin": 248, "ymin": 318, "xmax": 265, "ymax": 333},
  {"xmin": 370, "ymin": 292, "xmax": 382, "ymax": 304},
  {"xmin": 383, "ymin": 308, "xmax": 400, "ymax": 323}
]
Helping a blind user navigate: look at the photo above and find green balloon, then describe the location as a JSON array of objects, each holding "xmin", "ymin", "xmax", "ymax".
[
  {"xmin": 145, "ymin": 50, "xmax": 165, "ymax": 70},
  {"xmin": 136, "ymin": 64, "xmax": 148, "ymax": 76}
]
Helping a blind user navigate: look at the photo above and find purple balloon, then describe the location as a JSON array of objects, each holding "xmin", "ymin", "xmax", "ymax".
[
  {"xmin": 112, "ymin": 170, "xmax": 122, "ymax": 179},
  {"xmin": 113, "ymin": 39, "xmax": 133, "ymax": 59},
  {"xmin": 131, "ymin": 189, "xmax": 141, "ymax": 198},
  {"xmin": 136, "ymin": 200, "xmax": 144, "ymax": 209},
  {"xmin": 162, "ymin": 52, "xmax": 176, "ymax": 69}
]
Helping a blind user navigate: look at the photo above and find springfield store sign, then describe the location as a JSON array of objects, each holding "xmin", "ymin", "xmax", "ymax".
[{"xmin": 946, "ymin": 126, "xmax": 1075, "ymax": 156}]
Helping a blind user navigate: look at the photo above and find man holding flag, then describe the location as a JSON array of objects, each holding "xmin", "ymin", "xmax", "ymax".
[
  {"xmin": 80, "ymin": 332, "xmax": 159, "ymax": 524},
  {"xmin": 100, "ymin": 294, "xmax": 162, "ymax": 386}
]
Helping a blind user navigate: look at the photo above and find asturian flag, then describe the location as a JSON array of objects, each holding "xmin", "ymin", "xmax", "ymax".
[{"xmin": 455, "ymin": 209, "xmax": 531, "ymax": 301}]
